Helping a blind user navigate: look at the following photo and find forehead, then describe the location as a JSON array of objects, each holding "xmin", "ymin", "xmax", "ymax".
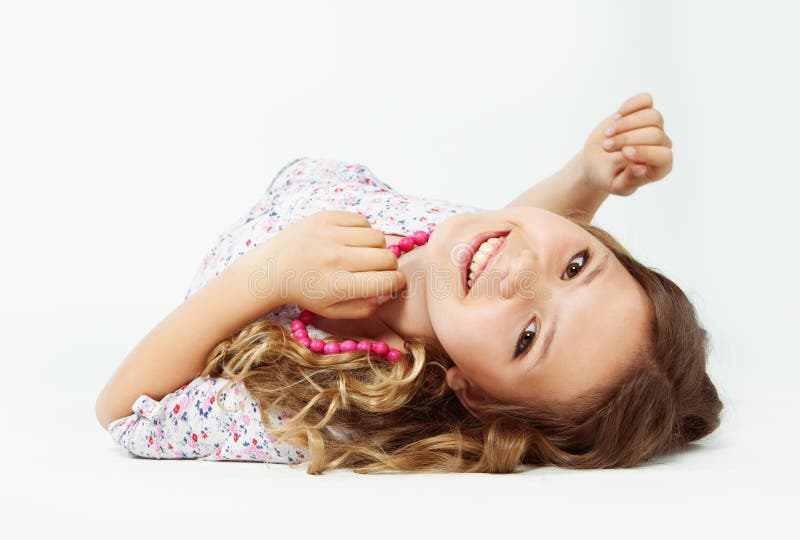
[{"xmin": 513, "ymin": 253, "xmax": 651, "ymax": 404}]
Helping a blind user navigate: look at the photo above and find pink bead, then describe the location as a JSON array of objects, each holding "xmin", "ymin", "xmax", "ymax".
[
  {"xmin": 290, "ymin": 319, "xmax": 305, "ymax": 331},
  {"xmin": 299, "ymin": 310, "xmax": 315, "ymax": 324},
  {"xmin": 340, "ymin": 340, "xmax": 357, "ymax": 352},
  {"xmin": 356, "ymin": 340, "xmax": 372, "ymax": 352},
  {"xmin": 309, "ymin": 339, "xmax": 325, "ymax": 353},
  {"xmin": 292, "ymin": 329, "xmax": 308, "ymax": 340},
  {"xmin": 298, "ymin": 337, "xmax": 312, "ymax": 347},
  {"xmin": 387, "ymin": 244, "xmax": 401, "ymax": 258},
  {"xmin": 398, "ymin": 237, "xmax": 415, "ymax": 252},
  {"xmin": 411, "ymin": 230, "xmax": 429, "ymax": 245},
  {"xmin": 371, "ymin": 341, "xmax": 389, "ymax": 355},
  {"xmin": 386, "ymin": 349, "xmax": 403, "ymax": 362},
  {"xmin": 323, "ymin": 342, "xmax": 341, "ymax": 354}
]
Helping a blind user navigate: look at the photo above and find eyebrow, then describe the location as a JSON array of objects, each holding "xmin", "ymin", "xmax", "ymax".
[{"xmin": 526, "ymin": 251, "xmax": 610, "ymax": 368}]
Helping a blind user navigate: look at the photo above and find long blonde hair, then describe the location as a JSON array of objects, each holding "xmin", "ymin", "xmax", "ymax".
[{"xmin": 201, "ymin": 216, "xmax": 724, "ymax": 473}]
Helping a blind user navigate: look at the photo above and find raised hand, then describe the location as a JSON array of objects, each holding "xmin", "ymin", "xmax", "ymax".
[{"xmin": 580, "ymin": 92, "xmax": 673, "ymax": 196}]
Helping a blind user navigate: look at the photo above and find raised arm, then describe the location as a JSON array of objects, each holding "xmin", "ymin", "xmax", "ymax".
[
  {"xmin": 506, "ymin": 92, "xmax": 673, "ymax": 221},
  {"xmin": 505, "ymin": 152, "xmax": 609, "ymax": 222}
]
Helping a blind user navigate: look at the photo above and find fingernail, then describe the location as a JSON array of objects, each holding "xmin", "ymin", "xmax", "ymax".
[
  {"xmin": 634, "ymin": 167, "xmax": 647, "ymax": 177},
  {"xmin": 602, "ymin": 138, "xmax": 615, "ymax": 150},
  {"xmin": 604, "ymin": 126, "xmax": 615, "ymax": 136},
  {"xmin": 613, "ymin": 112, "xmax": 622, "ymax": 120},
  {"xmin": 376, "ymin": 295, "xmax": 391, "ymax": 305},
  {"xmin": 623, "ymin": 146, "xmax": 636, "ymax": 157}
]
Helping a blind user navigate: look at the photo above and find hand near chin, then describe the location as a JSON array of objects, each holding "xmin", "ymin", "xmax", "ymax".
[
  {"xmin": 242, "ymin": 210, "xmax": 407, "ymax": 319},
  {"xmin": 580, "ymin": 92, "xmax": 673, "ymax": 196}
]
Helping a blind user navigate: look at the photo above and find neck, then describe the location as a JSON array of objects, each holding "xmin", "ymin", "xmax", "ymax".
[
  {"xmin": 374, "ymin": 235, "xmax": 437, "ymax": 344},
  {"xmin": 312, "ymin": 233, "xmax": 438, "ymax": 350}
]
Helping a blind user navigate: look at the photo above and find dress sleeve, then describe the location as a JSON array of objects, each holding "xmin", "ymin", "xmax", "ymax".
[
  {"xmin": 107, "ymin": 375, "xmax": 309, "ymax": 463},
  {"xmin": 107, "ymin": 376, "xmax": 234, "ymax": 459}
]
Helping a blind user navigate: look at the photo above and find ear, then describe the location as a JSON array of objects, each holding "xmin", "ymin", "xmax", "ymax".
[{"xmin": 445, "ymin": 366, "xmax": 491, "ymax": 419}]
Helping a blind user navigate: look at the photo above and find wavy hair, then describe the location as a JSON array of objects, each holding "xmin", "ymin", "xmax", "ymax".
[{"xmin": 200, "ymin": 215, "xmax": 724, "ymax": 474}]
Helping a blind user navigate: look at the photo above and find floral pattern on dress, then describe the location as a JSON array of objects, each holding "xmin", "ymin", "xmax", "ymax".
[{"xmin": 108, "ymin": 375, "xmax": 307, "ymax": 463}]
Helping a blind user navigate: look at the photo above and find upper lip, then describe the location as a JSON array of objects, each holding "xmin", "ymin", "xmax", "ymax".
[{"xmin": 463, "ymin": 229, "xmax": 511, "ymax": 293}]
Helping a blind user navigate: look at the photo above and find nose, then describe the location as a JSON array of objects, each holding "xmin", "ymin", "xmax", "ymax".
[{"xmin": 503, "ymin": 247, "xmax": 541, "ymax": 301}]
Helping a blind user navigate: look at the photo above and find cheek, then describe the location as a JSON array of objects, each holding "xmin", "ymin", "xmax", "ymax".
[
  {"xmin": 427, "ymin": 299, "xmax": 470, "ymax": 355},
  {"xmin": 430, "ymin": 303, "xmax": 508, "ymax": 364},
  {"xmin": 429, "ymin": 303, "xmax": 469, "ymax": 345},
  {"xmin": 450, "ymin": 341, "xmax": 511, "ymax": 397}
]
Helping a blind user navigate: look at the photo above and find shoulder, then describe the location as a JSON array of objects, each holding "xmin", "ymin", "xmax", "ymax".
[
  {"xmin": 269, "ymin": 157, "xmax": 393, "ymax": 192},
  {"xmin": 272, "ymin": 157, "xmax": 488, "ymax": 236}
]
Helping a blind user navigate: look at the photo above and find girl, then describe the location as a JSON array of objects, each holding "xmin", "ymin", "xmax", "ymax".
[{"xmin": 96, "ymin": 92, "xmax": 723, "ymax": 473}]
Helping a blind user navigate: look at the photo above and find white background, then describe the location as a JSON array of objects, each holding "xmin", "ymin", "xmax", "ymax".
[{"xmin": 1, "ymin": 1, "xmax": 798, "ymax": 538}]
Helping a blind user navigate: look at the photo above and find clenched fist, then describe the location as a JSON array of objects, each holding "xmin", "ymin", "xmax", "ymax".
[
  {"xmin": 241, "ymin": 210, "xmax": 407, "ymax": 319},
  {"xmin": 580, "ymin": 92, "xmax": 673, "ymax": 196}
]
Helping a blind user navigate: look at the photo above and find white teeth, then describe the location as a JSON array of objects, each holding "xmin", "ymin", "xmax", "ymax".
[{"xmin": 467, "ymin": 236, "xmax": 505, "ymax": 289}]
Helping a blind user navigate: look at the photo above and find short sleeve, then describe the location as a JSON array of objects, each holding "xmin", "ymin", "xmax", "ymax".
[
  {"xmin": 107, "ymin": 375, "xmax": 309, "ymax": 463},
  {"xmin": 107, "ymin": 376, "xmax": 234, "ymax": 459}
]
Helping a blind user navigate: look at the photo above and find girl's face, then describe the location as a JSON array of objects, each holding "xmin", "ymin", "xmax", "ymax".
[{"xmin": 424, "ymin": 206, "xmax": 651, "ymax": 412}]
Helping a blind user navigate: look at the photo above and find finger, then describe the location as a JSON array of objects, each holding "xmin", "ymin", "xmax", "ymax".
[
  {"xmin": 624, "ymin": 159, "xmax": 671, "ymax": 183},
  {"xmin": 321, "ymin": 296, "xmax": 381, "ymax": 319},
  {"xmin": 621, "ymin": 145, "xmax": 672, "ymax": 168},
  {"xmin": 345, "ymin": 270, "xmax": 407, "ymax": 299},
  {"xmin": 608, "ymin": 164, "xmax": 641, "ymax": 197},
  {"xmin": 340, "ymin": 246, "xmax": 399, "ymax": 272},
  {"xmin": 630, "ymin": 163, "xmax": 649, "ymax": 177},
  {"xmin": 604, "ymin": 108, "xmax": 665, "ymax": 137},
  {"xmin": 602, "ymin": 127, "xmax": 670, "ymax": 152},
  {"xmin": 609, "ymin": 163, "xmax": 652, "ymax": 197},
  {"xmin": 335, "ymin": 226, "xmax": 386, "ymax": 248},
  {"xmin": 599, "ymin": 148, "xmax": 631, "ymax": 169},
  {"xmin": 616, "ymin": 92, "xmax": 654, "ymax": 117}
]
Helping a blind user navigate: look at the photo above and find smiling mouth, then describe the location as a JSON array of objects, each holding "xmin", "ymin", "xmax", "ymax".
[{"xmin": 463, "ymin": 230, "xmax": 511, "ymax": 294}]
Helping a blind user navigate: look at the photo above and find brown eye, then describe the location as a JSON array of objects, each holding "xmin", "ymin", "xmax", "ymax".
[
  {"xmin": 562, "ymin": 249, "xmax": 590, "ymax": 280},
  {"xmin": 515, "ymin": 320, "xmax": 537, "ymax": 358}
]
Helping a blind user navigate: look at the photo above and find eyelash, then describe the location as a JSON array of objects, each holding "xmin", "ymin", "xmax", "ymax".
[{"xmin": 514, "ymin": 248, "xmax": 592, "ymax": 358}]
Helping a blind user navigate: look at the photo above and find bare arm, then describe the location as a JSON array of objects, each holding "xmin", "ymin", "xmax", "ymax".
[
  {"xmin": 507, "ymin": 93, "xmax": 675, "ymax": 221},
  {"xmin": 505, "ymin": 152, "xmax": 609, "ymax": 223},
  {"xmin": 94, "ymin": 252, "xmax": 278, "ymax": 429}
]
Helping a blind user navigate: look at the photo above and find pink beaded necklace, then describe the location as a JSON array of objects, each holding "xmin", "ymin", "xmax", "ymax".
[{"xmin": 289, "ymin": 227, "xmax": 434, "ymax": 363}]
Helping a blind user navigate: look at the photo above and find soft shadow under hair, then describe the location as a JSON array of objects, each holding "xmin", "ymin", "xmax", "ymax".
[{"xmin": 201, "ymin": 215, "xmax": 724, "ymax": 474}]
